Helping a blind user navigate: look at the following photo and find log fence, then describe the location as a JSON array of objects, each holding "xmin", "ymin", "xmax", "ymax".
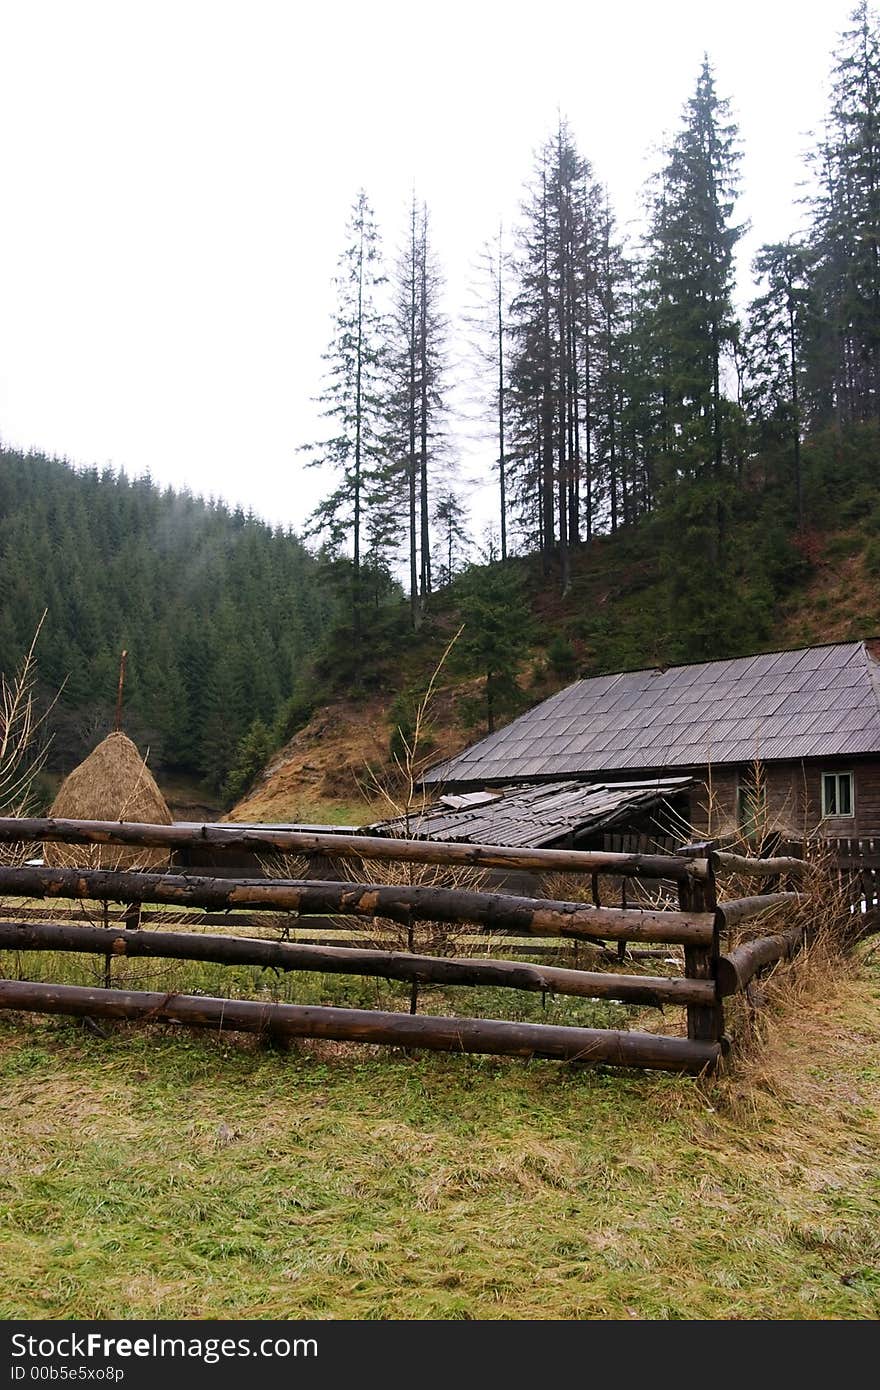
[
  {"xmin": 0, "ymin": 817, "xmax": 818, "ymax": 1076},
  {"xmin": 812, "ymin": 835, "xmax": 880, "ymax": 916}
]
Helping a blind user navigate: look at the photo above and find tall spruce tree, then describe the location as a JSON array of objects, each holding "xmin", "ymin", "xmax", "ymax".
[
  {"xmin": 462, "ymin": 229, "xmax": 513, "ymax": 559},
  {"xmin": 387, "ymin": 195, "xmax": 449, "ymax": 627},
  {"xmin": 508, "ymin": 120, "xmax": 606, "ymax": 588},
  {"xmin": 641, "ymin": 58, "xmax": 745, "ymax": 656},
  {"xmin": 743, "ymin": 242, "xmax": 811, "ymax": 525},
  {"xmin": 432, "ymin": 489, "xmax": 470, "ymax": 587},
  {"xmin": 807, "ymin": 2, "xmax": 880, "ymax": 426},
  {"xmin": 304, "ymin": 190, "xmax": 387, "ymax": 646},
  {"xmin": 455, "ymin": 562, "xmax": 531, "ymax": 734}
]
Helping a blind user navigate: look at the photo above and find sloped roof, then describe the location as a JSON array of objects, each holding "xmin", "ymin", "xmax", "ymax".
[
  {"xmin": 425, "ymin": 640, "xmax": 880, "ymax": 786},
  {"xmin": 370, "ymin": 777, "xmax": 692, "ymax": 849}
]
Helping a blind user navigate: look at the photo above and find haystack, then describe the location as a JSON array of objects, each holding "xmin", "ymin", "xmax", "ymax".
[{"xmin": 44, "ymin": 731, "xmax": 172, "ymax": 870}]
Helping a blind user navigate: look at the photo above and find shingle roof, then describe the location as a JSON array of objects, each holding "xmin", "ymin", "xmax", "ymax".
[
  {"xmin": 370, "ymin": 777, "xmax": 692, "ymax": 849},
  {"xmin": 424, "ymin": 640, "xmax": 880, "ymax": 786}
]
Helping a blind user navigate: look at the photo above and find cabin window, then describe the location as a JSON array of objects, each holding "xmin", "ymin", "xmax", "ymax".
[{"xmin": 821, "ymin": 771, "xmax": 853, "ymax": 818}]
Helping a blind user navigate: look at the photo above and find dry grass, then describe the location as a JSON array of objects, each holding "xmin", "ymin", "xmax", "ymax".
[
  {"xmin": 45, "ymin": 731, "xmax": 171, "ymax": 871},
  {"xmin": 0, "ymin": 943, "xmax": 876, "ymax": 1320},
  {"xmin": 0, "ymin": 799, "xmax": 876, "ymax": 1318}
]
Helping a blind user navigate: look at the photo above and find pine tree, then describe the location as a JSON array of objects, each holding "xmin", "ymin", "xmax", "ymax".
[
  {"xmin": 643, "ymin": 58, "xmax": 743, "ymax": 500},
  {"xmin": 462, "ymin": 228, "xmax": 513, "ymax": 559},
  {"xmin": 743, "ymin": 242, "xmax": 811, "ymax": 525},
  {"xmin": 508, "ymin": 123, "xmax": 594, "ymax": 583},
  {"xmin": 640, "ymin": 58, "xmax": 745, "ymax": 656},
  {"xmin": 807, "ymin": 2, "xmax": 880, "ymax": 426},
  {"xmin": 387, "ymin": 195, "xmax": 449, "ymax": 627},
  {"xmin": 303, "ymin": 190, "xmax": 387, "ymax": 646},
  {"xmin": 593, "ymin": 194, "xmax": 631, "ymax": 533},
  {"xmin": 455, "ymin": 562, "xmax": 531, "ymax": 734},
  {"xmin": 432, "ymin": 490, "xmax": 470, "ymax": 587}
]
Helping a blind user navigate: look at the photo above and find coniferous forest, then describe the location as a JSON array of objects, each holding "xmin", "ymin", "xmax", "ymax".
[
  {"xmin": 304, "ymin": 5, "xmax": 880, "ymax": 644},
  {"xmin": 0, "ymin": 451, "xmax": 337, "ymax": 792},
  {"xmin": 5, "ymin": 5, "xmax": 880, "ymax": 802}
]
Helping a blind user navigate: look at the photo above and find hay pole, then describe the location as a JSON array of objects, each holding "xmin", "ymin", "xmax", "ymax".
[
  {"xmin": 0, "ymin": 977, "xmax": 721, "ymax": 1073},
  {"xmin": 114, "ymin": 650, "xmax": 128, "ymax": 734},
  {"xmin": 0, "ymin": 816, "xmax": 709, "ymax": 882},
  {"xmin": 0, "ymin": 864, "xmax": 717, "ymax": 945},
  {"xmin": 0, "ymin": 918, "xmax": 717, "ymax": 1007}
]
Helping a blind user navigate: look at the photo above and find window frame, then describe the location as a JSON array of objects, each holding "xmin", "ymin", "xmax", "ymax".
[{"xmin": 820, "ymin": 770, "xmax": 854, "ymax": 819}]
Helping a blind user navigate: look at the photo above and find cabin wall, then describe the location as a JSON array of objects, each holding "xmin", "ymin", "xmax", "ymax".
[{"xmin": 684, "ymin": 757, "xmax": 880, "ymax": 841}]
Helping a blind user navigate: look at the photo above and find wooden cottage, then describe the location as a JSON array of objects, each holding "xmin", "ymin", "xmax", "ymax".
[{"xmin": 422, "ymin": 640, "xmax": 880, "ymax": 848}]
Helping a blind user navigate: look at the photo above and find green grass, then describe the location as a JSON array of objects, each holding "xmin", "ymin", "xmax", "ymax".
[{"xmin": 0, "ymin": 951, "xmax": 878, "ymax": 1320}]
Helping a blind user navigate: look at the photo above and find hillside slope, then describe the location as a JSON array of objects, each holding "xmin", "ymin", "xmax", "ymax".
[{"xmin": 233, "ymin": 509, "xmax": 880, "ymax": 826}]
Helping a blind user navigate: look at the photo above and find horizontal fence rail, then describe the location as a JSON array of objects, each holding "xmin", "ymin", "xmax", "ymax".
[
  {"xmin": 0, "ymin": 919, "xmax": 716, "ymax": 1007},
  {"xmin": 0, "ymin": 816, "xmax": 710, "ymax": 882},
  {"xmin": 714, "ymin": 893, "xmax": 802, "ymax": 931},
  {"xmin": 711, "ymin": 851, "xmax": 808, "ymax": 881},
  {"xmin": 0, "ymin": 819, "xmax": 820, "ymax": 1075},
  {"xmin": 716, "ymin": 928, "xmax": 804, "ymax": 997},
  {"xmin": 0, "ymin": 865, "xmax": 717, "ymax": 945},
  {"xmin": 0, "ymin": 978, "xmax": 721, "ymax": 1073}
]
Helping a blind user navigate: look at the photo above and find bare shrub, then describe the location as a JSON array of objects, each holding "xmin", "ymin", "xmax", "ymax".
[{"xmin": 0, "ymin": 616, "xmax": 58, "ymax": 866}]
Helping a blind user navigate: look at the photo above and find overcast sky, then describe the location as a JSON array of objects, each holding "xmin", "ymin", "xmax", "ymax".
[{"xmin": 0, "ymin": 0, "xmax": 857, "ymax": 537}]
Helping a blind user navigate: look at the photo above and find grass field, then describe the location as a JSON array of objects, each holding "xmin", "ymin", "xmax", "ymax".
[{"xmin": 0, "ymin": 947, "xmax": 878, "ymax": 1321}]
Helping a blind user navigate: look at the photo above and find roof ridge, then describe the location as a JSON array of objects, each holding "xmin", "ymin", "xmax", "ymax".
[{"xmin": 575, "ymin": 636, "xmax": 871, "ymax": 686}]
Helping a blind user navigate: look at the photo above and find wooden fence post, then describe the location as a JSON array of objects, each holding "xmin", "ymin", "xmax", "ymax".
[{"xmin": 678, "ymin": 841, "xmax": 724, "ymax": 1050}]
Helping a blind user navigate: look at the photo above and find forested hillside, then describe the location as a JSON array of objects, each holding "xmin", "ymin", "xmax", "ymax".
[
  {"xmin": 304, "ymin": 5, "xmax": 880, "ymax": 663},
  {"xmin": 0, "ymin": 450, "xmax": 338, "ymax": 790},
  {"xmin": 232, "ymin": 418, "xmax": 880, "ymax": 824}
]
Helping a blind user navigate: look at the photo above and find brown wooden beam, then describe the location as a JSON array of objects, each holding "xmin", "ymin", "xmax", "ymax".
[
  {"xmin": 711, "ymin": 851, "xmax": 807, "ymax": 881},
  {"xmin": 0, "ymin": 816, "xmax": 708, "ymax": 881},
  {"xmin": 0, "ymin": 865, "xmax": 717, "ymax": 945},
  {"xmin": 716, "ymin": 927, "xmax": 804, "ymax": 997},
  {"xmin": 0, "ymin": 919, "xmax": 715, "ymax": 1007},
  {"xmin": 715, "ymin": 893, "xmax": 801, "ymax": 931},
  {"xmin": 0, "ymin": 977, "xmax": 720, "ymax": 1073},
  {"xmin": 678, "ymin": 842, "xmax": 724, "ymax": 1045}
]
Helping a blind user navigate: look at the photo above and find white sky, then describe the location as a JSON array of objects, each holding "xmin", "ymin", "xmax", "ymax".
[{"xmin": 0, "ymin": 0, "xmax": 855, "ymax": 538}]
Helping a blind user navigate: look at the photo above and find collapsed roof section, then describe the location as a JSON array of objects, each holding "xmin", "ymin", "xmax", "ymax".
[{"xmin": 369, "ymin": 777, "xmax": 691, "ymax": 850}]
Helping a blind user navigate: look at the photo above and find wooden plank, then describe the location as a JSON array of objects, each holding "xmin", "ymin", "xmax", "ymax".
[
  {"xmin": 0, "ymin": 816, "xmax": 709, "ymax": 881},
  {"xmin": 0, "ymin": 919, "xmax": 713, "ymax": 1006},
  {"xmin": 0, "ymin": 977, "xmax": 721, "ymax": 1073},
  {"xmin": 0, "ymin": 866, "xmax": 717, "ymax": 945}
]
